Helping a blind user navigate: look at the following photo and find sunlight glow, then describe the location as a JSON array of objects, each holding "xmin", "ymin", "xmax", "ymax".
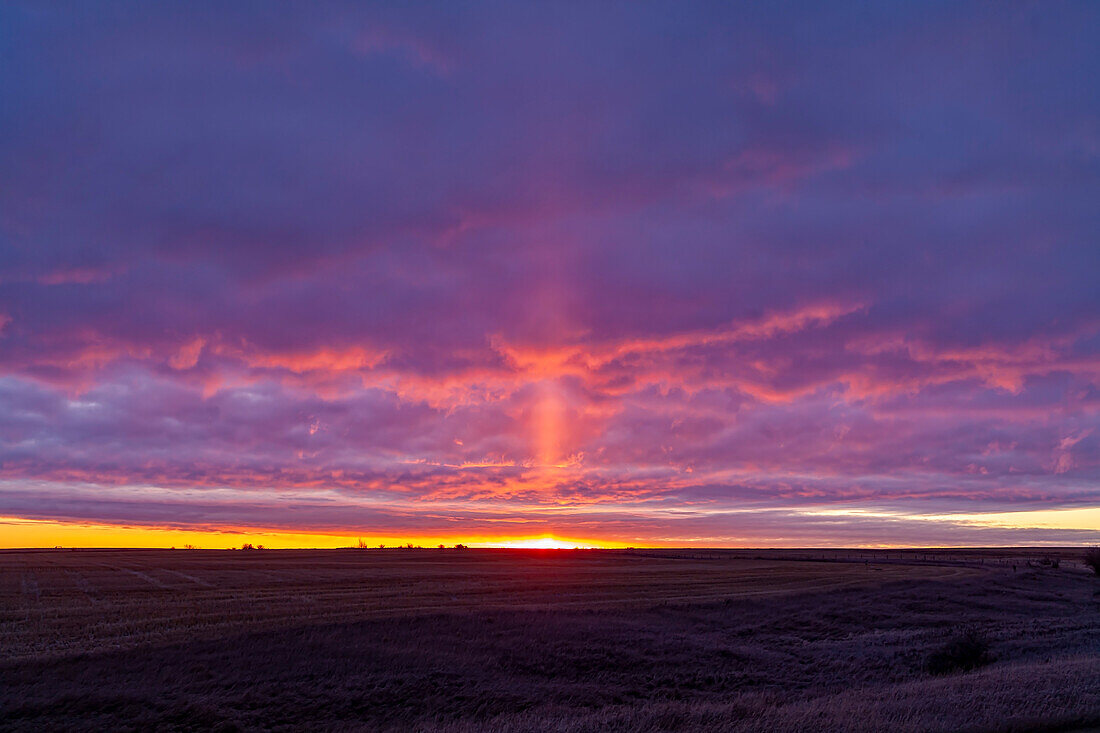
[
  {"xmin": 479, "ymin": 536, "xmax": 595, "ymax": 549},
  {"xmin": 532, "ymin": 381, "xmax": 566, "ymax": 466},
  {"xmin": 0, "ymin": 518, "xmax": 623, "ymax": 550}
]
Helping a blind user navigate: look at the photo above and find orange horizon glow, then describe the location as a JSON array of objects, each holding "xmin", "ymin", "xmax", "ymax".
[
  {"xmin": 4, "ymin": 511, "xmax": 1099, "ymax": 551},
  {"xmin": 0, "ymin": 517, "xmax": 630, "ymax": 550}
]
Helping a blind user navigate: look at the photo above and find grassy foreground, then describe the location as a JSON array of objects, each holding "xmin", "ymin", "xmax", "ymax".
[{"xmin": 1, "ymin": 548, "xmax": 1097, "ymax": 731}]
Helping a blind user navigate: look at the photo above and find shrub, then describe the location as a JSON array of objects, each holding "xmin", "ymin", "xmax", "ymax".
[
  {"xmin": 926, "ymin": 628, "xmax": 992, "ymax": 675},
  {"xmin": 1085, "ymin": 547, "xmax": 1100, "ymax": 575}
]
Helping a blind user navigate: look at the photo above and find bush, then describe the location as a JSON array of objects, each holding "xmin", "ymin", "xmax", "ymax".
[
  {"xmin": 1085, "ymin": 547, "xmax": 1100, "ymax": 575},
  {"xmin": 926, "ymin": 628, "xmax": 992, "ymax": 675}
]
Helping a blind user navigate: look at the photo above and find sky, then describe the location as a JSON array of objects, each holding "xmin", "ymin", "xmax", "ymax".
[{"xmin": 1, "ymin": 1, "xmax": 1098, "ymax": 548}]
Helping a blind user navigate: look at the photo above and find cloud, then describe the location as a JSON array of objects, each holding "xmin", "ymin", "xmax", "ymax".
[
  {"xmin": 168, "ymin": 337, "xmax": 206, "ymax": 370},
  {"xmin": 0, "ymin": 1, "xmax": 1097, "ymax": 544}
]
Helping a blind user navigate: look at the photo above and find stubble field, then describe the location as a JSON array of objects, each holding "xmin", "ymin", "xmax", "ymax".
[{"xmin": 1, "ymin": 548, "xmax": 1098, "ymax": 731}]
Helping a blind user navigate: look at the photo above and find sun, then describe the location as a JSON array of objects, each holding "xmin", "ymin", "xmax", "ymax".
[{"xmin": 489, "ymin": 536, "xmax": 585, "ymax": 549}]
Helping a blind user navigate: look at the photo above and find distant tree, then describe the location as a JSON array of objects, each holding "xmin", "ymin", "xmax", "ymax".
[
  {"xmin": 379, "ymin": 544, "xmax": 385, "ymax": 549},
  {"xmin": 184, "ymin": 544, "xmax": 197, "ymax": 550},
  {"xmin": 1085, "ymin": 547, "xmax": 1100, "ymax": 575},
  {"xmin": 241, "ymin": 543, "xmax": 255, "ymax": 550},
  {"xmin": 454, "ymin": 543, "xmax": 468, "ymax": 550},
  {"xmin": 438, "ymin": 544, "xmax": 445, "ymax": 550},
  {"xmin": 357, "ymin": 538, "xmax": 368, "ymax": 549},
  {"xmin": 256, "ymin": 545, "xmax": 265, "ymax": 550}
]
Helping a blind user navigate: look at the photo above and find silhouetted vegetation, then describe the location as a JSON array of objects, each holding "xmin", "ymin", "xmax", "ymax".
[
  {"xmin": 925, "ymin": 628, "xmax": 992, "ymax": 675},
  {"xmin": 1085, "ymin": 547, "xmax": 1100, "ymax": 575}
]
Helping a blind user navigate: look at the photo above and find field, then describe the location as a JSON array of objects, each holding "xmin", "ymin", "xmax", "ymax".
[{"xmin": 1, "ymin": 548, "xmax": 1098, "ymax": 731}]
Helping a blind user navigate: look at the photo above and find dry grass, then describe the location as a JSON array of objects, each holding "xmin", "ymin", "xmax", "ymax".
[
  {"xmin": 1, "ymin": 548, "xmax": 1097, "ymax": 731},
  {"xmin": 0, "ymin": 548, "xmax": 982, "ymax": 661}
]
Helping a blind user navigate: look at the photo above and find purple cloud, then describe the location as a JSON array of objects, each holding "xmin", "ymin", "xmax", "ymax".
[{"xmin": 0, "ymin": 1, "xmax": 1097, "ymax": 545}]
